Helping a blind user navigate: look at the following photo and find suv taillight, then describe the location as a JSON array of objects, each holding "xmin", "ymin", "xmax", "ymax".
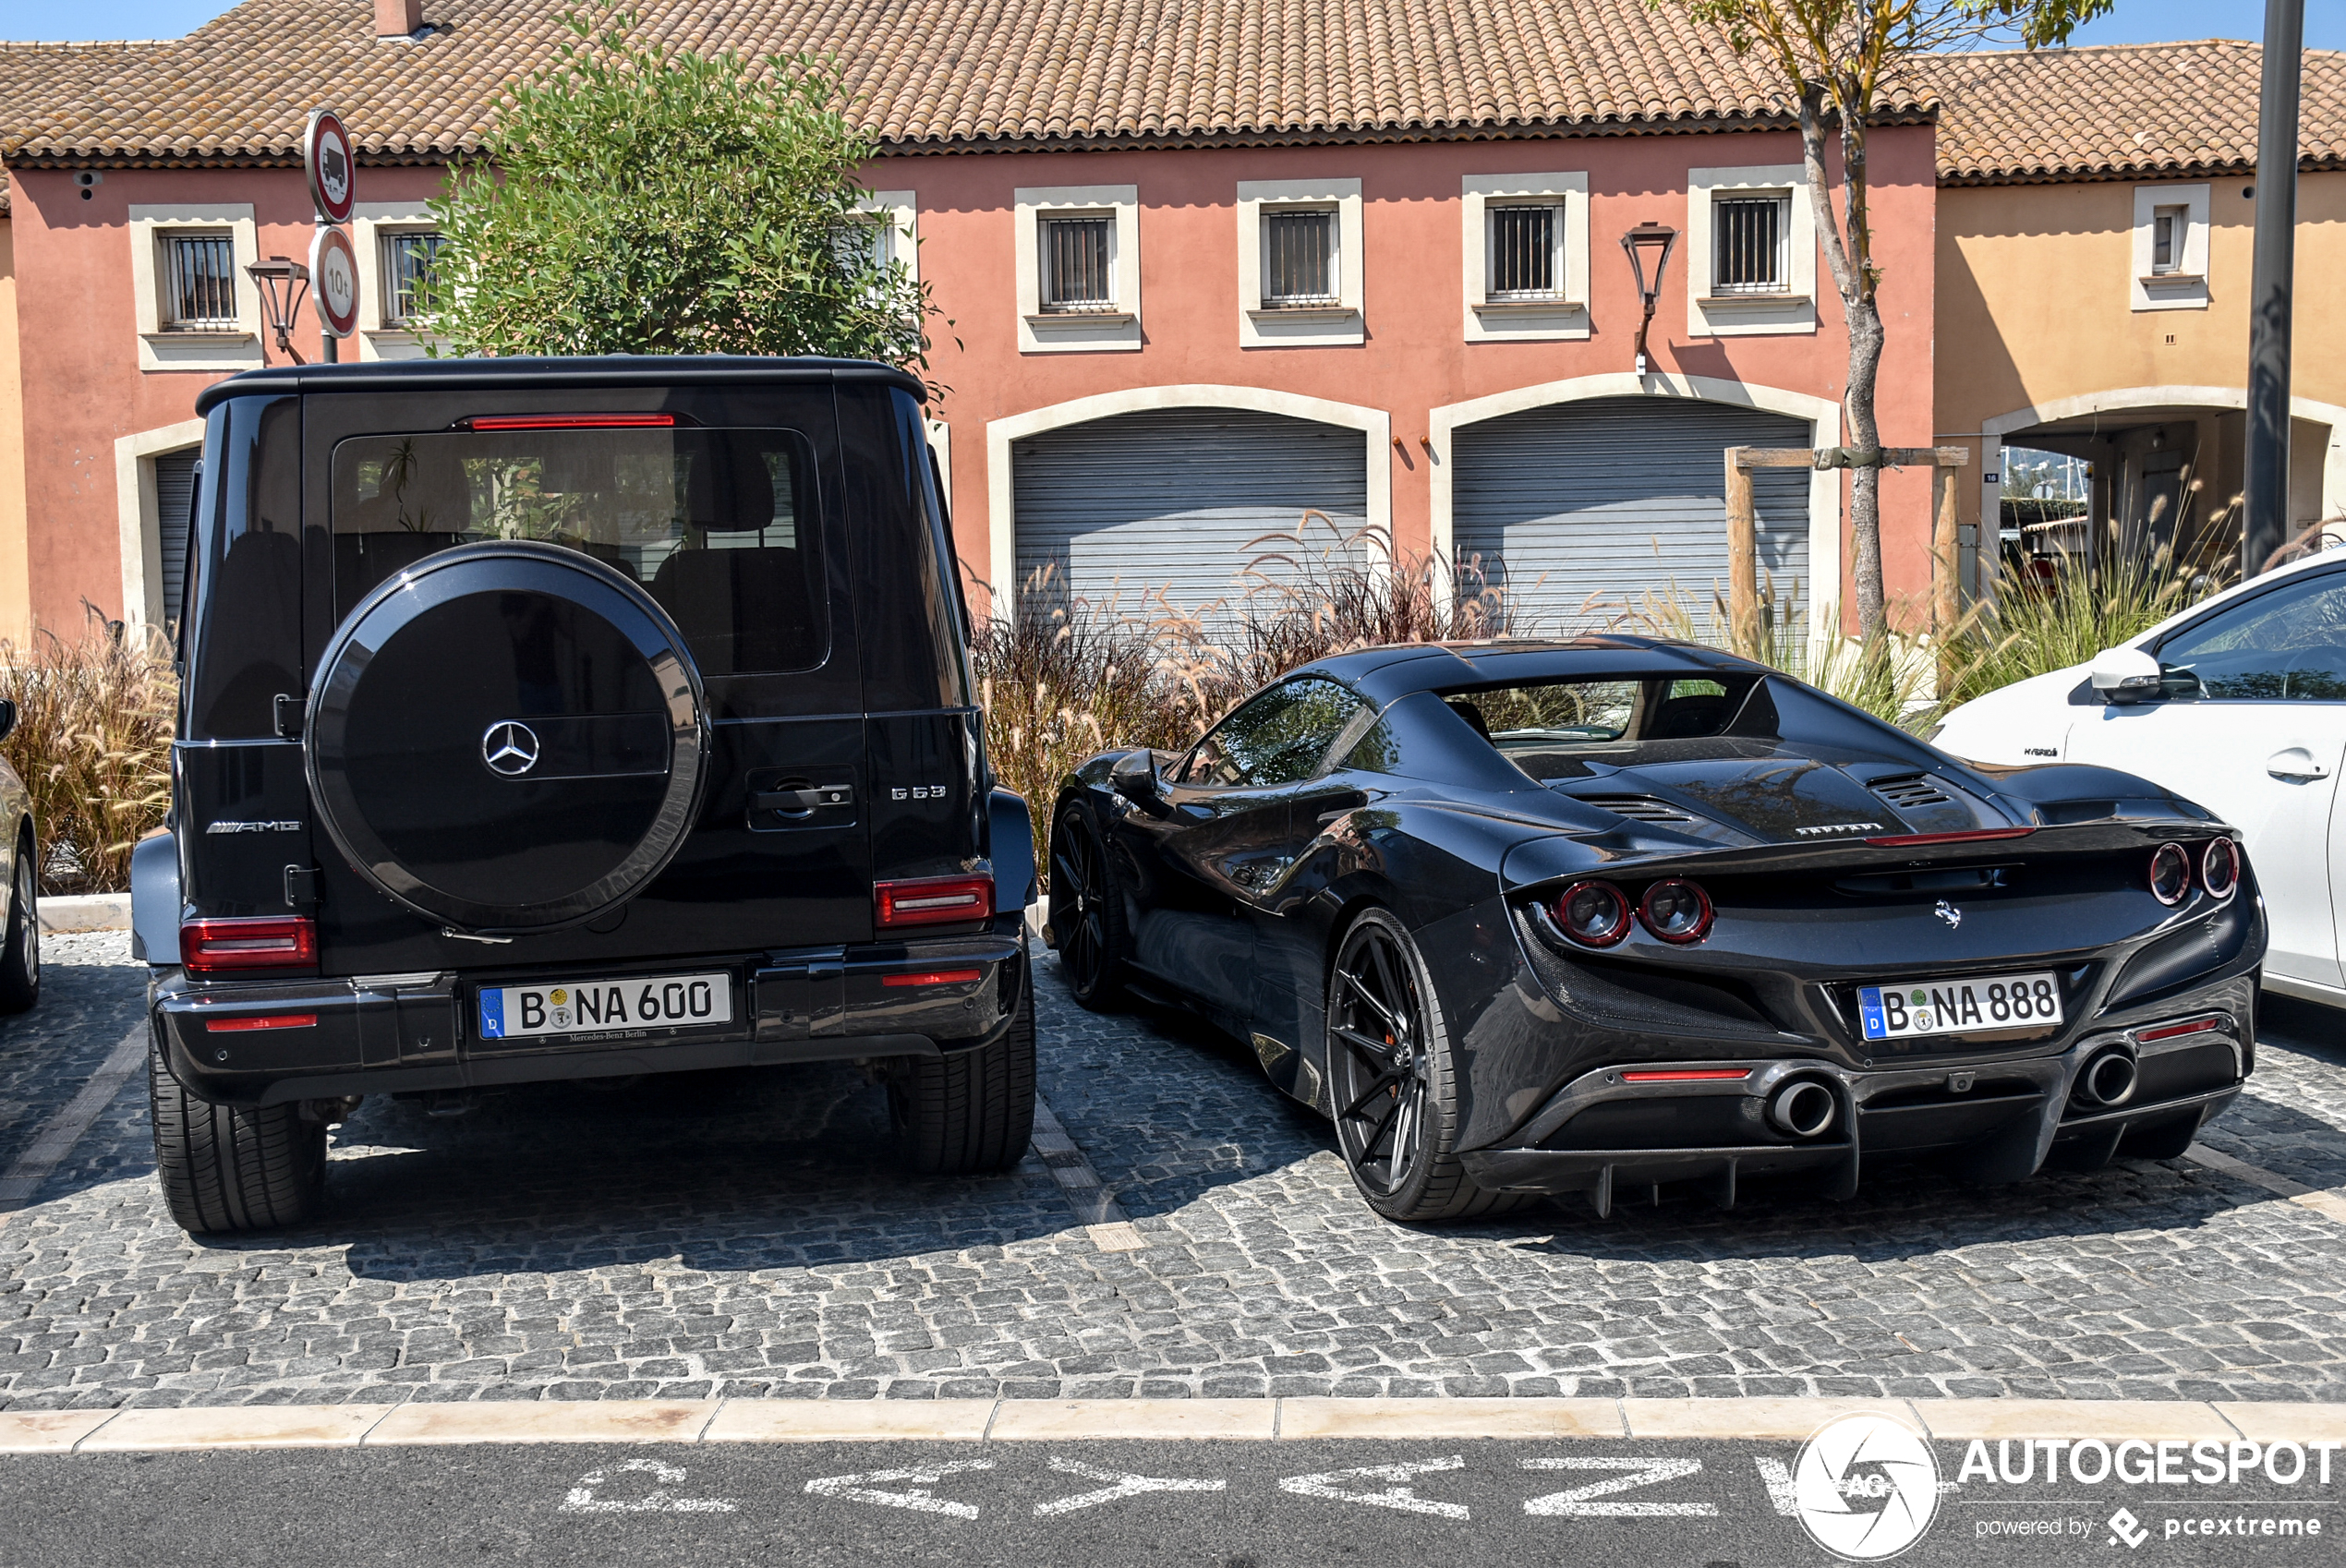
[
  {"xmin": 181, "ymin": 916, "xmax": 317, "ymax": 973},
  {"xmin": 874, "ymin": 875, "xmax": 994, "ymax": 930}
]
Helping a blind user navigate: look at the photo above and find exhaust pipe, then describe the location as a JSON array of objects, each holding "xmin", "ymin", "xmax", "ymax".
[
  {"xmin": 2078, "ymin": 1049, "xmax": 2138, "ymax": 1107},
  {"xmin": 1767, "ymin": 1080, "xmax": 1839, "ymax": 1140}
]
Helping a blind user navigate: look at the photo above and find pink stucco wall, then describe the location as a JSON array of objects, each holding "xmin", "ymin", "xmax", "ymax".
[{"xmin": 11, "ymin": 126, "xmax": 1938, "ymax": 635}]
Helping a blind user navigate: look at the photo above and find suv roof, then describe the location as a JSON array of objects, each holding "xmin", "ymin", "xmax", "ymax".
[{"xmin": 192, "ymin": 355, "xmax": 929, "ymax": 416}]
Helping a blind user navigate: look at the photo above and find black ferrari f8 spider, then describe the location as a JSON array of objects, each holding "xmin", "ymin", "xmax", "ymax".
[{"xmin": 1046, "ymin": 637, "xmax": 2263, "ymax": 1223}]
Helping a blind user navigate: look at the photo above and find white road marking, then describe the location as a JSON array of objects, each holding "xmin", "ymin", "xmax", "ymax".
[
  {"xmin": 1278, "ymin": 1454, "xmax": 1470, "ymax": 1520},
  {"xmin": 561, "ymin": 1457, "xmax": 737, "ymax": 1514},
  {"xmin": 2186, "ymin": 1142, "xmax": 2346, "ymax": 1224},
  {"xmin": 1030, "ymin": 1097, "xmax": 1144, "ymax": 1247},
  {"xmin": 1032, "ymin": 1454, "xmax": 1227, "ymax": 1516},
  {"xmin": 1755, "ymin": 1455, "xmax": 1800, "ymax": 1516},
  {"xmin": 0, "ymin": 1024, "xmax": 148, "ymax": 1223},
  {"xmin": 1520, "ymin": 1456, "xmax": 1717, "ymax": 1516},
  {"xmin": 804, "ymin": 1459, "xmax": 998, "ymax": 1520}
]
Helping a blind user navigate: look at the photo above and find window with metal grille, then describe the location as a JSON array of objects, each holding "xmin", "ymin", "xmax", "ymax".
[
  {"xmin": 1262, "ymin": 209, "xmax": 1337, "ymax": 308},
  {"xmin": 2152, "ymin": 205, "xmax": 2188, "ymax": 273},
  {"xmin": 1040, "ymin": 215, "xmax": 1114, "ymax": 310},
  {"xmin": 165, "ymin": 234, "xmax": 239, "ymax": 328},
  {"xmin": 1712, "ymin": 195, "xmax": 1789, "ymax": 295},
  {"xmin": 381, "ymin": 232, "xmax": 442, "ymax": 324},
  {"xmin": 1487, "ymin": 203, "xmax": 1559, "ymax": 300}
]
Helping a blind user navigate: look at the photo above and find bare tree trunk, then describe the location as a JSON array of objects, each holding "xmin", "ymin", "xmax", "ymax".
[
  {"xmin": 1844, "ymin": 296, "xmax": 1886, "ymax": 640},
  {"xmin": 1797, "ymin": 83, "xmax": 1888, "ymax": 644}
]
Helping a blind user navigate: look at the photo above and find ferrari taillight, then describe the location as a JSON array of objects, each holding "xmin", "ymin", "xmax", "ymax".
[
  {"xmin": 2148, "ymin": 842, "xmax": 2192, "ymax": 907},
  {"xmin": 181, "ymin": 916, "xmax": 317, "ymax": 973},
  {"xmin": 1638, "ymin": 879, "xmax": 1714, "ymax": 944},
  {"xmin": 2201, "ymin": 838, "xmax": 2240, "ymax": 900},
  {"xmin": 1554, "ymin": 881, "xmax": 1630, "ymax": 947}
]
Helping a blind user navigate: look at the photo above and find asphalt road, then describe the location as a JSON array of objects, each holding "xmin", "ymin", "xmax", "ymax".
[{"xmin": 0, "ymin": 1435, "xmax": 2337, "ymax": 1568}]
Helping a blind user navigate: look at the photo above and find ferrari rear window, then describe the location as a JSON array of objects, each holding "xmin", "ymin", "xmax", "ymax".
[
  {"xmin": 1448, "ymin": 674, "xmax": 1760, "ymax": 774},
  {"xmin": 329, "ymin": 427, "xmax": 825, "ymax": 675}
]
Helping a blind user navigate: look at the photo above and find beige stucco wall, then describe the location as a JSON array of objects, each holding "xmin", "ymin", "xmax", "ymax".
[
  {"xmin": 0, "ymin": 218, "xmax": 25, "ymax": 647},
  {"xmin": 1937, "ymin": 169, "xmax": 2346, "ymax": 553}
]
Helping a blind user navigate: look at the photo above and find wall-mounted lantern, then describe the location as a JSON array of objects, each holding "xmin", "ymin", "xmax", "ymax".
[
  {"xmin": 1619, "ymin": 221, "xmax": 1680, "ymax": 379},
  {"xmin": 246, "ymin": 256, "xmax": 311, "ymax": 365}
]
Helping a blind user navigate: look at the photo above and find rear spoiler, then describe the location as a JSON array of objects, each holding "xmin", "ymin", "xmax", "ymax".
[{"xmin": 1498, "ymin": 816, "xmax": 2223, "ymax": 890}]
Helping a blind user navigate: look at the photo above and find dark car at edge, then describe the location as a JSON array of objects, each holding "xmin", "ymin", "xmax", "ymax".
[
  {"xmin": 137, "ymin": 356, "xmax": 1034, "ymax": 1235},
  {"xmin": 1048, "ymin": 638, "xmax": 2263, "ymax": 1223}
]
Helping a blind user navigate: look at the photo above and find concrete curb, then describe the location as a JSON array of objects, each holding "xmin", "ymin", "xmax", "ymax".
[
  {"xmin": 35, "ymin": 893, "xmax": 129, "ymax": 934},
  {"xmin": 2, "ymin": 1396, "xmax": 2340, "ymax": 1455}
]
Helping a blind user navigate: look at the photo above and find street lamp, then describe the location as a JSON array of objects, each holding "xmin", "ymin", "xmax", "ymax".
[
  {"xmin": 245, "ymin": 256, "xmax": 310, "ymax": 365},
  {"xmin": 1619, "ymin": 221, "xmax": 1680, "ymax": 379}
]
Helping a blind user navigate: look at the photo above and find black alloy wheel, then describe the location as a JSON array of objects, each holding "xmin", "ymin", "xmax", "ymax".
[
  {"xmin": 1051, "ymin": 809, "xmax": 1129, "ymax": 1008},
  {"xmin": 1324, "ymin": 908, "xmax": 1521, "ymax": 1223},
  {"xmin": 0, "ymin": 841, "xmax": 37, "ymax": 1014}
]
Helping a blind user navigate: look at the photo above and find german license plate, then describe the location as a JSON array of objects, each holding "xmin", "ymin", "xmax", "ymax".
[
  {"xmin": 1857, "ymin": 971, "xmax": 2062, "ymax": 1041},
  {"xmin": 478, "ymin": 971, "xmax": 732, "ymax": 1042}
]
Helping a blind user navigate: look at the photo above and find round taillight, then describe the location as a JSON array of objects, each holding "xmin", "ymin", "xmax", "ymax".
[
  {"xmin": 2149, "ymin": 841, "xmax": 2192, "ymax": 906},
  {"xmin": 1638, "ymin": 879, "xmax": 1715, "ymax": 944},
  {"xmin": 1555, "ymin": 881, "xmax": 1630, "ymax": 947},
  {"xmin": 2201, "ymin": 838, "xmax": 2240, "ymax": 900}
]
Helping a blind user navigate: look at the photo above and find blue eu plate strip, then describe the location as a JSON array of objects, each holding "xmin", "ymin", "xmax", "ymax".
[
  {"xmin": 478, "ymin": 989, "xmax": 504, "ymax": 1040},
  {"xmin": 1857, "ymin": 986, "xmax": 1886, "ymax": 1041}
]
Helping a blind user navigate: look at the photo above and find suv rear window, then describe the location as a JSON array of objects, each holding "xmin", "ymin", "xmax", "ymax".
[{"xmin": 331, "ymin": 426, "xmax": 825, "ymax": 675}]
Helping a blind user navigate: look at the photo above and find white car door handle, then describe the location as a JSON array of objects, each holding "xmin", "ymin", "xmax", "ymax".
[{"xmin": 2267, "ymin": 748, "xmax": 2332, "ymax": 782}]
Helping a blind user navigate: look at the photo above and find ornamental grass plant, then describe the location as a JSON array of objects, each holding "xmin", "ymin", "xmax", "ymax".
[{"xmin": 0, "ymin": 620, "xmax": 175, "ymax": 895}]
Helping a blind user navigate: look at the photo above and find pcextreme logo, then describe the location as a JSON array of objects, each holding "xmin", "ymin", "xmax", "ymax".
[{"xmin": 1794, "ymin": 1413, "xmax": 1942, "ymax": 1560}]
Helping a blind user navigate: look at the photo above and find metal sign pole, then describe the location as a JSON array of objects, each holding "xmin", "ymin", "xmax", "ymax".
[
  {"xmin": 2243, "ymin": 0, "xmax": 2305, "ymax": 578},
  {"xmin": 321, "ymin": 220, "xmax": 340, "ymax": 365}
]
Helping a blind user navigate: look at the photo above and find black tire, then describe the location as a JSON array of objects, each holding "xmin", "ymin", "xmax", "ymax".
[
  {"xmin": 1324, "ymin": 907, "xmax": 1524, "ymax": 1224},
  {"xmin": 149, "ymin": 1024, "xmax": 326, "ymax": 1234},
  {"xmin": 1050, "ymin": 807, "xmax": 1131, "ymax": 1009},
  {"xmin": 0, "ymin": 837, "xmax": 38, "ymax": 1014},
  {"xmin": 889, "ymin": 960, "xmax": 1038, "ymax": 1175}
]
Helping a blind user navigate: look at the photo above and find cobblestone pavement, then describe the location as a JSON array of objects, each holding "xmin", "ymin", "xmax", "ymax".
[{"xmin": 1, "ymin": 935, "xmax": 2344, "ymax": 1410}]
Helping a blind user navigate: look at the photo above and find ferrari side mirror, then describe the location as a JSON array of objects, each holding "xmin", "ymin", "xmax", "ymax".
[
  {"xmin": 1111, "ymin": 750, "xmax": 1169, "ymax": 813},
  {"xmin": 2089, "ymin": 645, "xmax": 2162, "ymax": 706}
]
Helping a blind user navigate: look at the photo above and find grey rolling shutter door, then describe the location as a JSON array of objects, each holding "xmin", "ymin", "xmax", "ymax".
[
  {"xmin": 154, "ymin": 449, "xmax": 200, "ymax": 633},
  {"xmin": 1452, "ymin": 397, "xmax": 1811, "ymax": 636},
  {"xmin": 1012, "ymin": 409, "xmax": 1369, "ymax": 628}
]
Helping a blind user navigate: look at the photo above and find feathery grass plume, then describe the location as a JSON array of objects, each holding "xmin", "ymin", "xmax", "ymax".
[
  {"xmin": 973, "ymin": 515, "xmax": 1511, "ymax": 890},
  {"xmin": 0, "ymin": 617, "xmax": 176, "ymax": 894}
]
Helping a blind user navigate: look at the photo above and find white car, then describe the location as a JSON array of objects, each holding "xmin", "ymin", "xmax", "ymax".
[{"xmin": 1935, "ymin": 549, "xmax": 2346, "ymax": 1007}]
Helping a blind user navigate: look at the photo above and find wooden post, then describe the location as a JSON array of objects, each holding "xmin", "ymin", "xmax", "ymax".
[{"xmin": 1723, "ymin": 447, "xmax": 1760, "ymax": 658}]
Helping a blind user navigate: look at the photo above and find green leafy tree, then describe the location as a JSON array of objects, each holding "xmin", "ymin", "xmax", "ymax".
[
  {"xmin": 1662, "ymin": 0, "xmax": 2109, "ymax": 641},
  {"xmin": 420, "ymin": 9, "xmax": 936, "ymax": 379}
]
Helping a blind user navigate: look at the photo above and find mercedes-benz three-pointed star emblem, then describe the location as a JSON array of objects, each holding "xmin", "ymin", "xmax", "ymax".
[{"xmin": 481, "ymin": 720, "xmax": 541, "ymax": 778}]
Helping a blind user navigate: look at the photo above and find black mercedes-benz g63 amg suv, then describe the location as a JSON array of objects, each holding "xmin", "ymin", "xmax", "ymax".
[{"xmin": 134, "ymin": 357, "xmax": 1034, "ymax": 1235}]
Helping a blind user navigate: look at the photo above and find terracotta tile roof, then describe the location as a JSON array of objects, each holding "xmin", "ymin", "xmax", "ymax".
[
  {"xmin": 1, "ymin": 0, "xmax": 1939, "ymax": 164},
  {"xmin": 1928, "ymin": 40, "xmax": 2346, "ymax": 184}
]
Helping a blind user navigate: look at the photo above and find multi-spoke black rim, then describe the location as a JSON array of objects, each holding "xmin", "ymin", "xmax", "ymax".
[
  {"xmin": 1329, "ymin": 923, "xmax": 1430, "ymax": 1195},
  {"xmin": 15, "ymin": 857, "xmax": 32, "ymax": 988},
  {"xmin": 1053, "ymin": 818, "xmax": 1110, "ymax": 993}
]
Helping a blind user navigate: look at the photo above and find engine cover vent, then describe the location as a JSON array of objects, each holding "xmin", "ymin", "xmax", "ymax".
[
  {"xmin": 1872, "ymin": 774, "xmax": 1953, "ymax": 812},
  {"xmin": 1580, "ymin": 793, "xmax": 1699, "ymax": 826}
]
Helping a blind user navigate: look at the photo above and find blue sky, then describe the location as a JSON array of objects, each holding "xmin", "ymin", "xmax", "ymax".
[{"xmin": 2, "ymin": 0, "xmax": 2340, "ymax": 46}]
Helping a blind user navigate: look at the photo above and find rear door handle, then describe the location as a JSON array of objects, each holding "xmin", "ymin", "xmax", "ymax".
[
  {"xmin": 2267, "ymin": 748, "xmax": 2331, "ymax": 782},
  {"xmin": 755, "ymin": 784, "xmax": 853, "ymax": 812}
]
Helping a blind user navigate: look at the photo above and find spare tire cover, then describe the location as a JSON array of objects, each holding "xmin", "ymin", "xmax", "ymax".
[{"xmin": 307, "ymin": 539, "xmax": 708, "ymax": 934}]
